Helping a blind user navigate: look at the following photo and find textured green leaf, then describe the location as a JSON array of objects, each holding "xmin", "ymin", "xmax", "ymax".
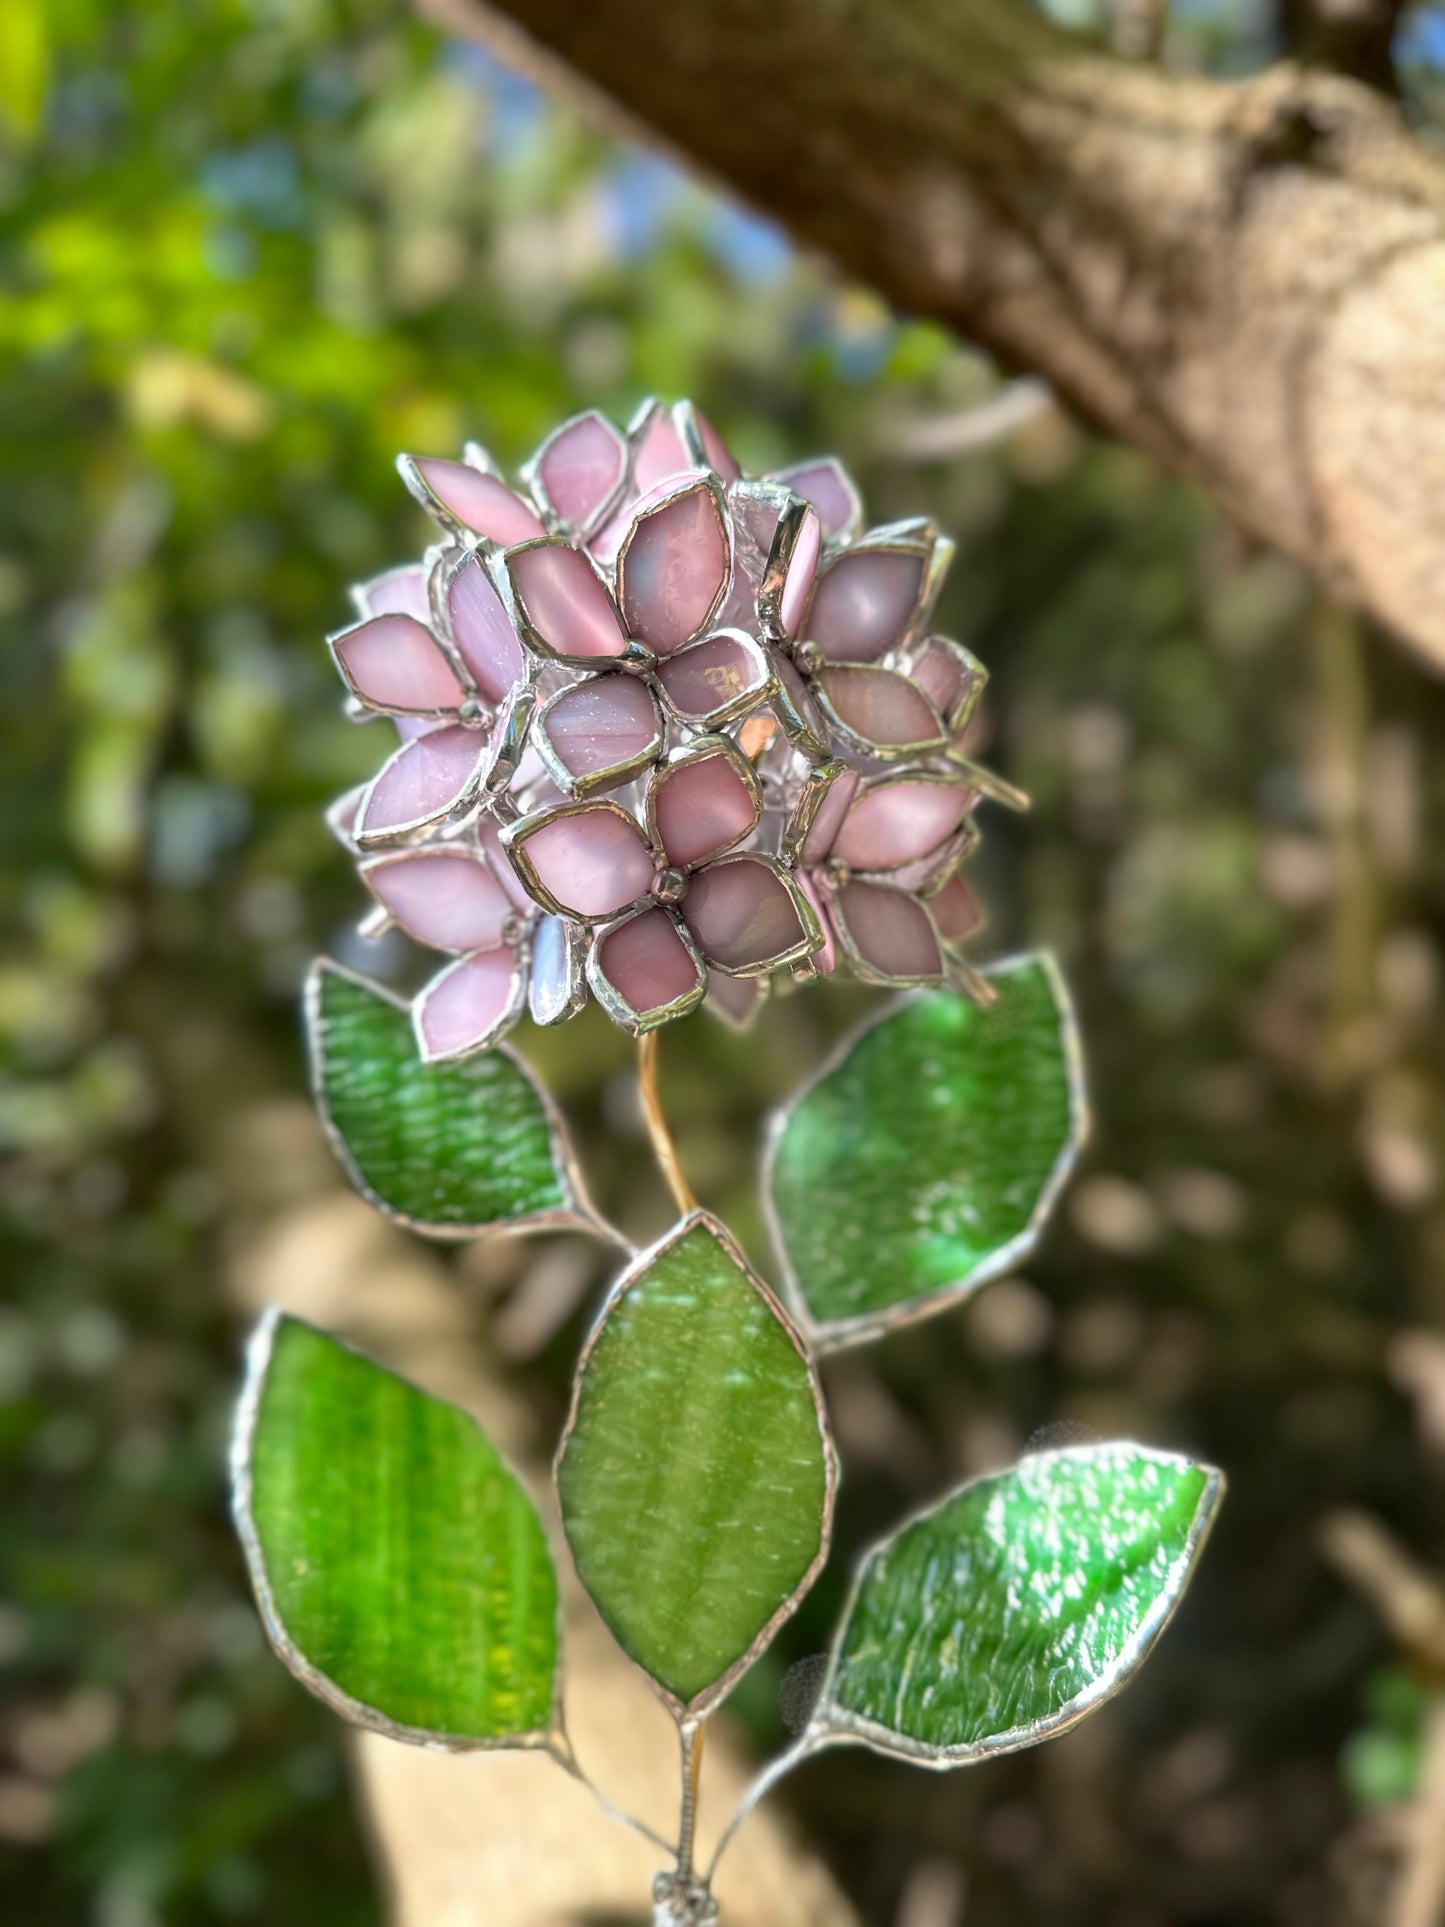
[
  {"xmin": 308, "ymin": 959, "xmax": 591, "ymax": 1237},
  {"xmin": 556, "ymin": 1213, "xmax": 834, "ymax": 1712},
  {"xmin": 766, "ymin": 952, "xmax": 1086, "ymax": 1344},
  {"xmin": 233, "ymin": 1313, "xmax": 560, "ymax": 1748},
  {"xmin": 816, "ymin": 1443, "xmax": 1222, "ymax": 1761}
]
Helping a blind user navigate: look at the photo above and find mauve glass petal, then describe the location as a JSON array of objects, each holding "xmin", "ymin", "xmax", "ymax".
[
  {"xmin": 619, "ymin": 482, "xmax": 728, "ymax": 655},
  {"xmin": 831, "ymin": 780, "xmax": 972, "ymax": 872},
  {"xmin": 541, "ymin": 676, "xmax": 660, "ymax": 785},
  {"xmin": 795, "ymin": 872, "xmax": 838, "ymax": 975},
  {"xmin": 447, "ymin": 552, "xmax": 524, "ymax": 704},
  {"xmin": 818, "ymin": 665, "xmax": 944, "ymax": 751},
  {"xmin": 537, "ymin": 412, "xmax": 627, "ymax": 530},
  {"xmin": 705, "ymin": 969, "xmax": 766, "ymax": 1029},
  {"xmin": 477, "ymin": 817, "xmax": 537, "ymax": 914},
  {"xmin": 631, "ymin": 411, "xmax": 690, "ymax": 496},
  {"xmin": 411, "ymin": 458, "xmax": 545, "ymax": 546},
  {"xmin": 363, "ymin": 850, "xmax": 513, "ymax": 954},
  {"xmin": 332, "ymin": 614, "xmax": 465, "ymax": 714},
  {"xmin": 910, "ymin": 636, "xmax": 984, "ymax": 727},
  {"xmin": 806, "ymin": 549, "xmax": 925, "ymax": 663},
  {"xmin": 652, "ymin": 750, "xmax": 759, "ymax": 870},
  {"xmin": 595, "ymin": 908, "xmax": 701, "ymax": 1021},
  {"xmin": 355, "ymin": 564, "xmax": 429, "ymax": 622},
  {"xmin": 510, "ymin": 544, "xmax": 628, "ymax": 661},
  {"xmin": 356, "ymin": 725, "xmax": 484, "ymax": 842},
  {"xmin": 836, "ymin": 881, "xmax": 943, "ymax": 982},
  {"xmin": 771, "ymin": 458, "xmax": 861, "ymax": 541},
  {"xmin": 654, "ymin": 631, "xmax": 770, "ymax": 726},
  {"xmin": 779, "ymin": 506, "xmax": 821, "ymax": 638},
  {"xmin": 798, "ymin": 766, "xmax": 860, "ymax": 865},
  {"xmin": 680, "ymin": 857, "xmax": 812, "ymax": 972},
  {"xmin": 516, "ymin": 805, "xmax": 656, "ymax": 919},
  {"xmin": 414, "ymin": 948, "xmax": 520, "ymax": 1062},
  {"xmin": 930, "ymin": 871, "xmax": 982, "ymax": 944}
]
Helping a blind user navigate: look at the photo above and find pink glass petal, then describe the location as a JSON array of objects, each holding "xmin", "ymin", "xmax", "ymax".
[
  {"xmin": 798, "ymin": 767, "xmax": 859, "ymax": 865},
  {"xmin": 818, "ymin": 666, "xmax": 944, "ymax": 750},
  {"xmin": 363, "ymin": 850, "xmax": 513, "ymax": 954},
  {"xmin": 654, "ymin": 632, "xmax": 770, "ymax": 726},
  {"xmin": 930, "ymin": 871, "xmax": 982, "ymax": 944},
  {"xmin": 447, "ymin": 552, "xmax": 524, "ymax": 704},
  {"xmin": 477, "ymin": 816, "xmax": 537, "ymax": 914},
  {"xmin": 326, "ymin": 785, "xmax": 366, "ymax": 850},
  {"xmin": 771, "ymin": 651, "xmax": 828, "ymax": 755},
  {"xmin": 885, "ymin": 826, "xmax": 974, "ymax": 895},
  {"xmin": 515, "ymin": 806, "xmax": 656, "ymax": 919},
  {"xmin": 831, "ymin": 781, "xmax": 972, "ymax": 872},
  {"xmin": 714, "ymin": 481, "xmax": 775, "ymax": 629},
  {"xmin": 541, "ymin": 676, "xmax": 660, "ymax": 785},
  {"xmin": 355, "ymin": 564, "xmax": 429, "ymax": 622},
  {"xmin": 806, "ymin": 550, "xmax": 926, "ymax": 663},
  {"xmin": 595, "ymin": 908, "xmax": 701, "ymax": 1021},
  {"xmin": 910, "ymin": 637, "xmax": 984, "ymax": 727},
  {"xmin": 771, "ymin": 459, "xmax": 861, "ymax": 541},
  {"xmin": 652, "ymin": 751, "xmax": 759, "ymax": 870},
  {"xmin": 631, "ymin": 411, "xmax": 690, "ymax": 495},
  {"xmin": 332, "ymin": 614, "xmax": 465, "ymax": 714},
  {"xmin": 414, "ymin": 948, "xmax": 520, "ymax": 1063},
  {"xmin": 705, "ymin": 970, "xmax": 766, "ymax": 1028},
  {"xmin": 537, "ymin": 412, "xmax": 627, "ymax": 530},
  {"xmin": 690, "ymin": 407, "xmax": 739, "ymax": 481},
  {"xmin": 509, "ymin": 544, "xmax": 628, "ymax": 661},
  {"xmin": 779, "ymin": 506, "xmax": 821, "ymax": 638},
  {"xmin": 795, "ymin": 872, "xmax": 837, "ymax": 975},
  {"xmin": 393, "ymin": 716, "xmax": 440, "ymax": 743},
  {"xmin": 619, "ymin": 482, "xmax": 728, "ymax": 656},
  {"xmin": 356, "ymin": 726, "xmax": 485, "ymax": 842},
  {"xmin": 680, "ymin": 858, "xmax": 812, "ymax": 972},
  {"xmin": 836, "ymin": 882, "xmax": 943, "ymax": 982},
  {"xmin": 409, "ymin": 458, "xmax": 545, "ymax": 546}
]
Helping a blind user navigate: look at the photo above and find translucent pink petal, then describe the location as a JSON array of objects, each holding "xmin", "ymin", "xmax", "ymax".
[
  {"xmin": 393, "ymin": 717, "xmax": 440, "ymax": 743},
  {"xmin": 513, "ymin": 805, "xmax": 656, "ymax": 919},
  {"xmin": 652, "ymin": 750, "xmax": 759, "ymax": 870},
  {"xmin": 447, "ymin": 552, "xmax": 524, "ymax": 704},
  {"xmin": 680, "ymin": 857, "xmax": 813, "ymax": 972},
  {"xmin": 715, "ymin": 482, "xmax": 775, "ymax": 629},
  {"xmin": 477, "ymin": 816, "xmax": 537, "ymax": 914},
  {"xmin": 363, "ymin": 850, "xmax": 513, "ymax": 953},
  {"xmin": 618, "ymin": 482, "xmax": 728, "ymax": 655},
  {"xmin": 795, "ymin": 872, "xmax": 838, "ymax": 975},
  {"xmin": 331, "ymin": 614, "xmax": 465, "ymax": 714},
  {"xmin": 806, "ymin": 550, "xmax": 925, "ymax": 663},
  {"xmin": 356, "ymin": 726, "xmax": 485, "ymax": 843},
  {"xmin": 509, "ymin": 544, "xmax": 627, "ymax": 662},
  {"xmin": 771, "ymin": 458, "xmax": 861, "ymax": 541},
  {"xmin": 410, "ymin": 458, "xmax": 545, "ymax": 546},
  {"xmin": 654, "ymin": 631, "xmax": 771, "ymax": 726},
  {"xmin": 355, "ymin": 564, "xmax": 429, "ymax": 622},
  {"xmin": 835, "ymin": 881, "xmax": 942, "ymax": 982},
  {"xmin": 692, "ymin": 407, "xmax": 739, "ymax": 481},
  {"xmin": 536, "ymin": 412, "xmax": 627, "ymax": 530},
  {"xmin": 632, "ymin": 411, "xmax": 690, "ymax": 495},
  {"xmin": 326, "ymin": 785, "xmax": 366, "ymax": 850},
  {"xmin": 884, "ymin": 827, "xmax": 974, "ymax": 895},
  {"xmin": 910, "ymin": 637, "xmax": 984, "ymax": 727},
  {"xmin": 595, "ymin": 908, "xmax": 701, "ymax": 1022},
  {"xmin": 818, "ymin": 666, "xmax": 944, "ymax": 750},
  {"xmin": 705, "ymin": 970, "xmax": 767, "ymax": 1029},
  {"xmin": 771, "ymin": 652, "xmax": 828, "ymax": 756},
  {"xmin": 831, "ymin": 781, "xmax": 972, "ymax": 872},
  {"xmin": 414, "ymin": 948, "xmax": 520, "ymax": 1063},
  {"xmin": 540, "ymin": 676, "xmax": 660, "ymax": 786},
  {"xmin": 930, "ymin": 871, "xmax": 981, "ymax": 944},
  {"xmin": 798, "ymin": 766, "xmax": 859, "ymax": 865},
  {"xmin": 779, "ymin": 507, "xmax": 821, "ymax": 638}
]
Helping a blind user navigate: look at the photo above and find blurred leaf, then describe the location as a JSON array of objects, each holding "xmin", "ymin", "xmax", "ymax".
[
  {"xmin": 766, "ymin": 954, "xmax": 1087, "ymax": 1345},
  {"xmin": 813, "ymin": 1444, "xmax": 1223, "ymax": 1760},
  {"xmin": 308, "ymin": 960, "xmax": 597, "ymax": 1238},
  {"xmin": 234, "ymin": 1312, "xmax": 559, "ymax": 1746},
  {"xmin": 556, "ymin": 1212, "xmax": 833, "ymax": 1711},
  {"xmin": 0, "ymin": 0, "xmax": 48, "ymax": 141}
]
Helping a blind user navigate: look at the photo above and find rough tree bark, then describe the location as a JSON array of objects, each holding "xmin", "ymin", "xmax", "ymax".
[{"xmin": 422, "ymin": 0, "xmax": 1445, "ymax": 672}]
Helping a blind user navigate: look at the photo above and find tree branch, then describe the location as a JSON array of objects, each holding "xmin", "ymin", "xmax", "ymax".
[{"xmin": 423, "ymin": 0, "xmax": 1445, "ymax": 672}]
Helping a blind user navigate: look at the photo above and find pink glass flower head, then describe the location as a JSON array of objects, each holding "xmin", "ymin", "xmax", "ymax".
[{"xmin": 324, "ymin": 399, "xmax": 1024, "ymax": 1057}]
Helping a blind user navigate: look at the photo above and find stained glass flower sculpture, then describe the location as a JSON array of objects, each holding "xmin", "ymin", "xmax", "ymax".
[{"xmin": 324, "ymin": 398, "xmax": 1024, "ymax": 1060}]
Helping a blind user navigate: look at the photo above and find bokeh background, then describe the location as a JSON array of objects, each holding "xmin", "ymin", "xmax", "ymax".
[{"xmin": 6, "ymin": 3, "xmax": 1445, "ymax": 1924}]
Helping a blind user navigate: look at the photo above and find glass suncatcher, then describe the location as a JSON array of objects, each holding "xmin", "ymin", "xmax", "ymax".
[{"xmin": 229, "ymin": 401, "xmax": 1224, "ymax": 1926}]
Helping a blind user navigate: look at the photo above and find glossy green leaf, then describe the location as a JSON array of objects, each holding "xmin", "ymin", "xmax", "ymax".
[
  {"xmin": 556, "ymin": 1212, "xmax": 834, "ymax": 1713},
  {"xmin": 308, "ymin": 959, "xmax": 594, "ymax": 1238},
  {"xmin": 813, "ymin": 1443, "xmax": 1222, "ymax": 1762},
  {"xmin": 765, "ymin": 952, "xmax": 1086, "ymax": 1345},
  {"xmin": 233, "ymin": 1312, "xmax": 560, "ymax": 1748}
]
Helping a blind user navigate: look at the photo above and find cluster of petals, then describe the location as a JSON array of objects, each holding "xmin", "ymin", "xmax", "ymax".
[{"xmin": 326, "ymin": 398, "xmax": 1022, "ymax": 1062}]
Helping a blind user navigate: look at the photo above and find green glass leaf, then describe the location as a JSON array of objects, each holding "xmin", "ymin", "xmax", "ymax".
[
  {"xmin": 308, "ymin": 959, "xmax": 597, "ymax": 1238},
  {"xmin": 813, "ymin": 1443, "xmax": 1222, "ymax": 1762},
  {"xmin": 232, "ymin": 1312, "xmax": 560, "ymax": 1748},
  {"xmin": 765, "ymin": 952, "xmax": 1086, "ymax": 1345},
  {"xmin": 556, "ymin": 1212, "xmax": 835, "ymax": 1714}
]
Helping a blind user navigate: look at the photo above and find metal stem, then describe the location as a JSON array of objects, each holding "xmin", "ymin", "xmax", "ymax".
[{"xmin": 637, "ymin": 1031, "xmax": 697, "ymax": 1217}]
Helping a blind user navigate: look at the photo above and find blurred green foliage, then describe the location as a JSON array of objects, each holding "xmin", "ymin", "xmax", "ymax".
[{"xmin": 5, "ymin": 2, "xmax": 1445, "ymax": 1924}]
